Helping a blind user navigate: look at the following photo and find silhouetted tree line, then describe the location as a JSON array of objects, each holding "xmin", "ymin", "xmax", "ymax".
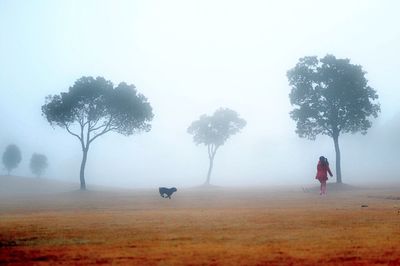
[
  {"xmin": 41, "ymin": 76, "xmax": 248, "ymax": 189},
  {"xmin": 2, "ymin": 144, "xmax": 21, "ymax": 175},
  {"xmin": 2, "ymin": 53, "xmax": 380, "ymax": 190},
  {"xmin": 2, "ymin": 144, "xmax": 48, "ymax": 178}
]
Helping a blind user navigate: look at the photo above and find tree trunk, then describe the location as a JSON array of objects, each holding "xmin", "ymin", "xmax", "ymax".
[
  {"xmin": 80, "ymin": 149, "xmax": 88, "ymax": 190},
  {"xmin": 205, "ymin": 157, "xmax": 214, "ymax": 185},
  {"xmin": 333, "ymin": 134, "xmax": 342, "ymax": 183}
]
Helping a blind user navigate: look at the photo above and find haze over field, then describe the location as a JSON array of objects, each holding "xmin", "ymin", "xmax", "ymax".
[{"xmin": 1, "ymin": 0, "xmax": 400, "ymax": 188}]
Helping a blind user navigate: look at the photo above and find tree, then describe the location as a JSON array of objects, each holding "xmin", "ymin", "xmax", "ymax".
[
  {"xmin": 30, "ymin": 153, "xmax": 48, "ymax": 178},
  {"xmin": 287, "ymin": 54, "xmax": 380, "ymax": 183},
  {"xmin": 188, "ymin": 108, "xmax": 246, "ymax": 185},
  {"xmin": 2, "ymin": 144, "xmax": 22, "ymax": 175},
  {"xmin": 42, "ymin": 76, "xmax": 154, "ymax": 190}
]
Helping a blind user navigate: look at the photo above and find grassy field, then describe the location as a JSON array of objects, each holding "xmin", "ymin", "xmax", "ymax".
[{"xmin": 0, "ymin": 177, "xmax": 399, "ymax": 265}]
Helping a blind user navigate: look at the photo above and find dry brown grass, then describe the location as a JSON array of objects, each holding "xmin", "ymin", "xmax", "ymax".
[{"xmin": 0, "ymin": 181, "xmax": 399, "ymax": 265}]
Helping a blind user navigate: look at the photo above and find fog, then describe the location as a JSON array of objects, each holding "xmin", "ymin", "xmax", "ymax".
[{"xmin": 1, "ymin": 0, "xmax": 399, "ymax": 188}]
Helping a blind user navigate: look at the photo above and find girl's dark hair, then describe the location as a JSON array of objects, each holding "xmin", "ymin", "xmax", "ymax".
[{"xmin": 319, "ymin": 156, "xmax": 329, "ymax": 166}]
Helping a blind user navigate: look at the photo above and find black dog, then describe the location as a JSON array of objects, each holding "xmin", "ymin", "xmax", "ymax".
[{"xmin": 159, "ymin": 187, "xmax": 177, "ymax": 199}]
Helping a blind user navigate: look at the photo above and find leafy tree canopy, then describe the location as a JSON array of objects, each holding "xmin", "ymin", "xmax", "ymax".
[
  {"xmin": 2, "ymin": 144, "xmax": 22, "ymax": 174},
  {"xmin": 287, "ymin": 54, "xmax": 380, "ymax": 140},
  {"xmin": 30, "ymin": 153, "xmax": 48, "ymax": 177},
  {"xmin": 188, "ymin": 108, "xmax": 246, "ymax": 147},
  {"xmin": 42, "ymin": 76, "xmax": 153, "ymax": 143}
]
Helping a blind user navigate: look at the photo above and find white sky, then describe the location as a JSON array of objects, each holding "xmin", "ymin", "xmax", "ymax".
[{"xmin": 1, "ymin": 0, "xmax": 400, "ymax": 188}]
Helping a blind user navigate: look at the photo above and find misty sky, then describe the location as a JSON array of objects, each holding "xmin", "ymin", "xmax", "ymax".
[{"xmin": 1, "ymin": 0, "xmax": 400, "ymax": 188}]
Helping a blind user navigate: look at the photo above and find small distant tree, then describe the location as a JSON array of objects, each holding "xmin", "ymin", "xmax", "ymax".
[
  {"xmin": 30, "ymin": 153, "xmax": 48, "ymax": 178},
  {"xmin": 2, "ymin": 144, "xmax": 22, "ymax": 175},
  {"xmin": 287, "ymin": 54, "xmax": 380, "ymax": 183},
  {"xmin": 188, "ymin": 108, "xmax": 246, "ymax": 185},
  {"xmin": 42, "ymin": 76, "xmax": 154, "ymax": 190}
]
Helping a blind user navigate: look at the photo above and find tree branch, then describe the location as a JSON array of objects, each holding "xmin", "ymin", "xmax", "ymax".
[
  {"xmin": 88, "ymin": 118, "xmax": 114, "ymax": 145},
  {"xmin": 83, "ymin": 119, "xmax": 90, "ymax": 127},
  {"xmin": 90, "ymin": 123, "xmax": 107, "ymax": 132},
  {"xmin": 88, "ymin": 127, "xmax": 114, "ymax": 144},
  {"xmin": 77, "ymin": 111, "xmax": 84, "ymax": 128},
  {"xmin": 88, "ymin": 115, "xmax": 104, "ymax": 131},
  {"xmin": 212, "ymin": 145, "xmax": 219, "ymax": 158},
  {"xmin": 85, "ymin": 121, "xmax": 91, "ymax": 151},
  {"xmin": 64, "ymin": 123, "xmax": 81, "ymax": 142},
  {"xmin": 65, "ymin": 123, "xmax": 85, "ymax": 151},
  {"xmin": 80, "ymin": 122, "xmax": 85, "ymax": 150},
  {"xmin": 322, "ymin": 125, "xmax": 333, "ymax": 136}
]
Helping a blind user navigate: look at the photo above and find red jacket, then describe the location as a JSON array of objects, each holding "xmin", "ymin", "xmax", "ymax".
[{"xmin": 315, "ymin": 161, "xmax": 332, "ymax": 181}]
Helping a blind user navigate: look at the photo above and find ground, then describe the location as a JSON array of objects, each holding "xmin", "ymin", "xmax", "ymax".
[{"xmin": 0, "ymin": 177, "xmax": 399, "ymax": 265}]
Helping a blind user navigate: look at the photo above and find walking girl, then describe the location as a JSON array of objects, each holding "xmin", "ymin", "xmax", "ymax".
[{"xmin": 315, "ymin": 156, "xmax": 333, "ymax": 195}]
